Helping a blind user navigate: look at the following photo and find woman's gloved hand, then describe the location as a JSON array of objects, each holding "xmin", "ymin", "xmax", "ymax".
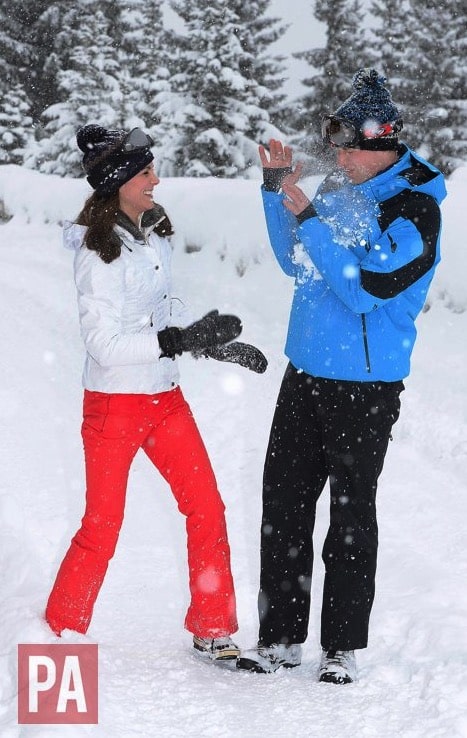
[
  {"xmin": 158, "ymin": 310, "xmax": 242, "ymax": 359},
  {"xmin": 202, "ymin": 342, "xmax": 268, "ymax": 374}
]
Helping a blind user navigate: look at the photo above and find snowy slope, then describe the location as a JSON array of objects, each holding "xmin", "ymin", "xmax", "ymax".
[{"xmin": 0, "ymin": 164, "xmax": 466, "ymax": 738}]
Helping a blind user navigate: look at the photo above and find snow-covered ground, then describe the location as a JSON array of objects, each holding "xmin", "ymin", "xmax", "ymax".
[{"xmin": 0, "ymin": 163, "xmax": 466, "ymax": 737}]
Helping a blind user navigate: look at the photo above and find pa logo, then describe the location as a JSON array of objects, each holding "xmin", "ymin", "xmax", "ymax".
[{"xmin": 17, "ymin": 644, "xmax": 98, "ymax": 724}]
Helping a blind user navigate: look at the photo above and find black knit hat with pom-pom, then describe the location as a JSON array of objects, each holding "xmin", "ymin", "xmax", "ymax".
[
  {"xmin": 333, "ymin": 69, "xmax": 403, "ymax": 150},
  {"xmin": 76, "ymin": 124, "xmax": 154, "ymax": 197}
]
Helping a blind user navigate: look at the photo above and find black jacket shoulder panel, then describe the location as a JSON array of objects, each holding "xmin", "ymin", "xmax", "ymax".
[
  {"xmin": 362, "ymin": 190, "xmax": 441, "ymax": 300},
  {"xmin": 399, "ymin": 155, "xmax": 438, "ymax": 187},
  {"xmin": 377, "ymin": 189, "xmax": 439, "ymax": 235}
]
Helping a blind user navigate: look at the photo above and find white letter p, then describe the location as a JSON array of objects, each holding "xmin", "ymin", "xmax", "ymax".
[{"xmin": 28, "ymin": 656, "xmax": 56, "ymax": 712}]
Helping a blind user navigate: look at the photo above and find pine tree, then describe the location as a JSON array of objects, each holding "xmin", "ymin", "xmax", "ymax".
[
  {"xmin": 292, "ymin": 0, "xmax": 373, "ymax": 172},
  {"xmin": 167, "ymin": 0, "xmax": 244, "ymax": 177},
  {"xmin": 228, "ymin": 0, "xmax": 289, "ymax": 135},
  {"xmin": 117, "ymin": 0, "xmax": 173, "ymax": 134},
  {"xmin": 367, "ymin": 0, "xmax": 413, "ymax": 84},
  {"xmin": 0, "ymin": 5, "xmax": 32, "ymax": 96},
  {"xmin": 370, "ymin": 0, "xmax": 466, "ymax": 173},
  {"xmin": 26, "ymin": 5, "xmax": 124, "ymax": 176},
  {"xmin": 162, "ymin": 0, "xmax": 287, "ymax": 177},
  {"xmin": 397, "ymin": 0, "xmax": 465, "ymax": 172},
  {"xmin": 441, "ymin": 0, "xmax": 467, "ymax": 173},
  {"xmin": 367, "ymin": 0, "xmax": 420, "ymax": 150},
  {"xmin": 0, "ymin": 85, "xmax": 34, "ymax": 164},
  {"xmin": 18, "ymin": 1, "xmax": 70, "ymax": 122},
  {"xmin": 406, "ymin": 0, "xmax": 466, "ymax": 173}
]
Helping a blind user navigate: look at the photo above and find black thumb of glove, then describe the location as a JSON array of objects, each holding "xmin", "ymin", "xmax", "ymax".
[{"xmin": 203, "ymin": 342, "xmax": 268, "ymax": 374}]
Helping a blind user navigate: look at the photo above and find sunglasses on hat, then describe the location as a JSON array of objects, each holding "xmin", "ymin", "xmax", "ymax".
[
  {"xmin": 121, "ymin": 128, "xmax": 154, "ymax": 152},
  {"xmin": 321, "ymin": 115, "xmax": 402, "ymax": 148}
]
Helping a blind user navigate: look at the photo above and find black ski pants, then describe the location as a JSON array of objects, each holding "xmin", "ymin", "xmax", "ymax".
[{"xmin": 258, "ymin": 363, "xmax": 404, "ymax": 651}]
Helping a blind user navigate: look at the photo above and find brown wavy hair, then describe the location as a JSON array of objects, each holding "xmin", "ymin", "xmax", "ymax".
[
  {"xmin": 76, "ymin": 192, "xmax": 122, "ymax": 264},
  {"xmin": 76, "ymin": 191, "xmax": 175, "ymax": 264}
]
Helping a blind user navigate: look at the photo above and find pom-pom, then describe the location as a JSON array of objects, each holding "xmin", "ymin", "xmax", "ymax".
[
  {"xmin": 352, "ymin": 68, "xmax": 387, "ymax": 91},
  {"xmin": 76, "ymin": 124, "xmax": 110, "ymax": 153}
]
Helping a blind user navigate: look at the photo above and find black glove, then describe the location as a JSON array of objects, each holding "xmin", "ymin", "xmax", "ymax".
[
  {"xmin": 263, "ymin": 166, "xmax": 293, "ymax": 192},
  {"xmin": 202, "ymin": 342, "xmax": 268, "ymax": 374},
  {"xmin": 158, "ymin": 310, "xmax": 242, "ymax": 359},
  {"xmin": 296, "ymin": 202, "xmax": 318, "ymax": 224}
]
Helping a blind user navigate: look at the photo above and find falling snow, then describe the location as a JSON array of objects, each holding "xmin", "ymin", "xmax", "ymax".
[{"xmin": 0, "ymin": 163, "xmax": 466, "ymax": 737}]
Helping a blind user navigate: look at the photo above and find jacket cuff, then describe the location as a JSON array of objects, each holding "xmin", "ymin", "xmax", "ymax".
[
  {"xmin": 296, "ymin": 203, "xmax": 318, "ymax": 224},
  {"xmin": 158, "ymin": 327, "xmax": 183, "ymax": 358}
]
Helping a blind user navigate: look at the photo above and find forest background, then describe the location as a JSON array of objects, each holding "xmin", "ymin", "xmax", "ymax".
[
  {"xmin": 1, "ymin": 3, "xmax": 466, "ymax": 735},
  {"xmin": 0, "ymin": 0, "xmax": 465, "ymax": 180}
]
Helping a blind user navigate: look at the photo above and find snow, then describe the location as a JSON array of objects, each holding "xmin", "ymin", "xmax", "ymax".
[{"xmin": 1, "ymin": 162, "xmax": 467, "ymax": 737}]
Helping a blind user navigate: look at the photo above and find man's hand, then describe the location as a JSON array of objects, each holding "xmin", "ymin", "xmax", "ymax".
[
  {"xmin": 259, "ymin": 139, "xmax": 303, "ymax": 193},
  {"xmin": 282, "ymin": 175, "xmax": 310, "ymax": 215},
  {"xmin": 259, "ymin": 139, "xmax": 293, "ymax": 169},
  {"xmin": 259, "ymin": 139, "xmax": 315, "ymax": 221}
]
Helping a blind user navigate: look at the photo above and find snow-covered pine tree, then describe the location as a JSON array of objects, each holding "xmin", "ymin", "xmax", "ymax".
[
  {"xmin": 366, "ymin": 0, "xmax": 420, "ymax": 149},
  {"xmin": 292, "ymin": 0, "xmax": 372, "ymax": 172},
  {"xmin": 367, "ymin": 0, "xmax": 413, "ymax": 86},
  {"xmin": 404, "ymin": 0, "xmax": 466, "ymax": 174},
  {"xmin": 0, "ymin": 4, "xmax": 36, "ymax": 164},
  {"xmin": 0, "ymin": 85, "xmax": 34, "ymax": 164},
  {"xmin": 162, "ymin": 0, "xmax": 287, "ymax": 177},
  {"xmin": 117, "ymin": 0, "xmax": 173, "ymax": 137},
  {"xmin": 17, "ymin": 1, "xmax": 70, "ymax": 123},
  {"xmin": 0, "ymin": 4, "xmax": 32, "ymax": 97},
  {"xmin": 228, "ymin": 0, "xmax": 289, "ymax": 138},
  {"xmin": 0, "ymin": 1, "xmax": 60, "ymax": 164},
  {"xmin": 440, "ymin": 0, "xmax": 467, "ymax": 174},
  {"xmin": 26, "ymin": 3, "xmax": 124, "ymax": 176}
]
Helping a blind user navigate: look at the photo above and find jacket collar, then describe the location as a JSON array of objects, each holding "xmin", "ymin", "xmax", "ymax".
[
  {"xmin": 116, "ymin": 205, "xmax": 172, "ymax": 243},
  {"xmin": 116, "ymin": 211, "xmax": 145, "ymax": 243},
  {"xmin": 360, "ymin": 145, "xmax": 446, "ymax": 205}
]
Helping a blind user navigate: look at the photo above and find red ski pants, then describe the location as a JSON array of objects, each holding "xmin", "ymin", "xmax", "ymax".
[{"xmin": 46, "ymin": 387, "xmax": 238, "ymax": 637}]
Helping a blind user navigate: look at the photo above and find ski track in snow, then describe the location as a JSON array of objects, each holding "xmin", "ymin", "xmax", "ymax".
[{"xmin": 1, "ymin": 168, "xmax": 467, "ymax": 737}]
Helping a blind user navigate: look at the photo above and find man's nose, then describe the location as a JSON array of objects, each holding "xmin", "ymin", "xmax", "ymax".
[{"xmin": 336, "ymin": 149, "xmax": 348, "ymax": 167}]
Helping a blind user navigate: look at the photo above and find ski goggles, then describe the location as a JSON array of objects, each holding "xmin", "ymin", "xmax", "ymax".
[
  {"xmin": 121, "ymin": 128, "xmax": 154, "ymax": 152},
  {"xmin": 321, "ymin": 115, "xmax": 402, "ymax": 149}
]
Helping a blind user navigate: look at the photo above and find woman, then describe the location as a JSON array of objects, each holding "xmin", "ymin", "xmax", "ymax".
[{"xmin": 45, "ymin": 124, "xmax": 255, "ymax": 661}]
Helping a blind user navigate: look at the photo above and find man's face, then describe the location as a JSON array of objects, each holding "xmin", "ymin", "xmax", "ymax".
[{"xmin": 335, "ymin": 147, "xmax": 397, "ymax": 184}]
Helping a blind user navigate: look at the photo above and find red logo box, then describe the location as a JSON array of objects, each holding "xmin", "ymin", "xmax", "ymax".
[{"xmin": 18, "ymin": 644, "xmax": 98, "ymax": 724}]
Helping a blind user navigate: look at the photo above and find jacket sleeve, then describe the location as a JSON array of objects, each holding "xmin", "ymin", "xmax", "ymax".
[
  {"xmin": 74, "ymin": 248, "xmax": 160, "ymax": 367},
  {"xmin": 261, "ymin": 187, "xmax": 301, "ymax": 276},
  {"xmin": 297, "ymin": 191, "xmax": 441, "ymax": 314}
]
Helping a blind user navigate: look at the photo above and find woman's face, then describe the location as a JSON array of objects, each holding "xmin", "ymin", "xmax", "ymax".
[{"xmin": 118, "ymin": 163, "xmax": 160, "ymax": 223}]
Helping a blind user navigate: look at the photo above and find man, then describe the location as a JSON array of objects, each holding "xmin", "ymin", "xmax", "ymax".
[{"xmin": 237, "ymin": 69, "xmax": 446, "ymax": 683}]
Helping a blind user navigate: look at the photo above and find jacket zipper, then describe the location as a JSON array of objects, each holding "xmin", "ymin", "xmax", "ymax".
[{"xmin": 361, "ymin": 314, "xmax": 371, "ymax": 373}]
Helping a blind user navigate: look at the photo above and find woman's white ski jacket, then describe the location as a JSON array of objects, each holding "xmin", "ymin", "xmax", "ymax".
[{"xmin": 64, "ymin": 222, "xmax": 188, "ymax": 394}]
